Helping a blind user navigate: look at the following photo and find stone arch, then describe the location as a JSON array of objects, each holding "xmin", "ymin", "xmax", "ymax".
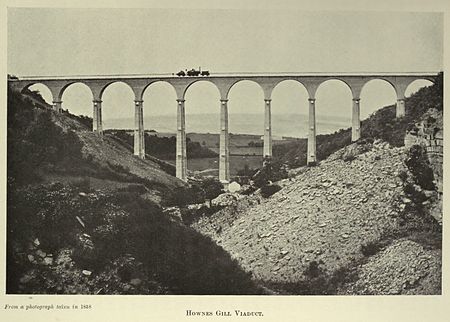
[
  {"xmin": 20, "ymin": 82, "xmax": 55, "ymax": 104},
  {"xmin": 58, "ymin": 81, "xmax": 94, "ymax": 102},
  {"xmin": 359, "ymin": 78, "xmax": 398, "ymax": 120},
  {"xmin": 99, "ymin": 80, "xmax": 136, "ymax": 101},
  {"xmin": 226, "ymin": 79, "xmax": 265, "ymax": 100},
  {"xmin": 271, "ymin": 78, "xmax": 310, "ymax": 97},
  {"xmin": 141, "ymin": 80, "xmax": 177, "ymax": 99},
  {"xmin": 314, "ymin": 78, "xmax": 354, "ymax": 134},
  {"xmin": 270, "ymin": 79, "xmax": 310, "ymax": 138},
  {"xmin": 315, "ymin": 77, "xmax": 354, "ymax": 98},
  {"xmin": 142, "ymin": 80, "xmax": 178, "ymax": 133},
  {"xmin": 182, "ymin": 79, "xmax": 222, "ymax": 100},
  {"xmin": 58, "ymin": 81, "xmax": 94, "ymax": 116},
  {"xmin": 100, "ymin": 81, "xmax": 137, "ymax": 130},
  {"xmin": 361, "ymin": 77, "xmax": 398, "ymax": 99},
  {"xmin": 404, "ymin": 78, "xmax": 434, "ymax": 97}
]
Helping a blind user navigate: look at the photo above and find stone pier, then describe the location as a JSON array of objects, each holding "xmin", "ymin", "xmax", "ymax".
[
  {"xmin": 307, "ymin": 98, "xmax": 317, "ymax": 165},
  {"xmin": 264, "ymin": 99, "xmax": 272, "ymax": 157},
  {"xmin": 396, "ymin": 98, "xmax": 406, "ymax": 118},
  {"xmin": 53, "ymin": 100, "xmax": 62, "ymax": 113},
  {"xmin": 92, "ymin": 100, "xmax": 103, "ymax": 134},
  {"xmin": 219, "ymin": 99, "xmax": 230, "ymax": 183},
  {"xmin": 352, "ymin": 98, "xmax": 361, "ymax": 141},
  {"xmin": 134, "ymin": 100, "xmax": 145, "ymax": 159},
  {"xmin": 176, "ymin": 99, "xmax": 187, "ymax": 181}
]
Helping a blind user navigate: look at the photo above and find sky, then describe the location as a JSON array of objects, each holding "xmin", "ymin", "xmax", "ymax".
[{"xmin": 7, "ymin": 8, "xmax": 442, "ymax": 135}]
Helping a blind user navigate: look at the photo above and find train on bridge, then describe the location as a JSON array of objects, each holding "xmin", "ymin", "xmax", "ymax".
[{"xmin": 175, "ymin": 67, "xmax": 210, "ymax": 77}]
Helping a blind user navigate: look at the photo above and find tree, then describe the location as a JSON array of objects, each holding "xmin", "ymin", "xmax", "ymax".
[{"xmin": 200, "ymin": 178, "xmax": 224, "ymax": 207}]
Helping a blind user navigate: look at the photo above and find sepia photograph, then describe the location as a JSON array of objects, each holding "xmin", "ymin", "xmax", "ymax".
[{"xmin": 1, "ymin": 0, "xmax": 449, "ymax": 321}]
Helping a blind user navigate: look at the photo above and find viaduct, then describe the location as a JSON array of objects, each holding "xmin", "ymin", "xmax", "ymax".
[{"xmin": 8, "ymin": 72, "xmax": 438, "ymax": 184}]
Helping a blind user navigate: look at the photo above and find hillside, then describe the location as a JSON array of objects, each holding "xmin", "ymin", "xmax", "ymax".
[
  {"xmin": 7, "ymin": 87, "xmax": 262, "ymax": 295},
  {"xmin": 7, "ymin": 87, "xmax": 185, "ymax": 204},
  {"xmin": 193, "ymin": 140, "xmax": 441, "ymax": 294},
  {"xmin": 191, "ymin": 75, "xmax": 443, "ymax": 295}
]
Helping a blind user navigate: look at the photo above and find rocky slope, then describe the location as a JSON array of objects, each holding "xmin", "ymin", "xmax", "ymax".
[{"xmin": 192, "ymin": 140, "xmax": 441, "ymax": 294}]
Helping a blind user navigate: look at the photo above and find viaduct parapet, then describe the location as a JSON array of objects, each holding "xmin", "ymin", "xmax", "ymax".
[{"xmin": 8, "ymin": 72, "xmax": 438, "ymax": 183}]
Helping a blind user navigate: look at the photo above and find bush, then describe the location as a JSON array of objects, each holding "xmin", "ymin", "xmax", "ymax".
[
  {"xmin": 361, "ymin": 241, "xmax": 383, "ymax": 257},
  {"xmin": 260, "ymin": 184, "xmax": 281, "ymax": 198},
  {"xmin": 252, "ymin": 157, "xmax": 288, "ymax": 188},
  {"xmin": 201, "ymin": 178, "xmax": 224, "ymax": 204},
  {"xmin": 7, "ymin": 183, "xmax": 261, "ymax": 295},
  {"xmin": 405, "ymin": 145, "xmax": 435, "ymax": 190}
]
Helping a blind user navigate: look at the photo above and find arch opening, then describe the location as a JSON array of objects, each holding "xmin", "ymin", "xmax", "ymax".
[
  {"xmin": 271, "ymin": 79, "xmax": 309, "ymax": 139},
  {"xmin": 142, "ymin": 81, "xmax": 178, "ymax": 162},
  {"xmin": 405, "ymin": 79, "xmax": 434, "ymax": 98},
  {"xmin": 22, "ymin": 83, "xmax": 54, "ymax": 106},
  {"xmin": 60, "ymin": 82, "xmax": 94, "ymax": 117},
  {"xmin": 184, "ymin": 80, "xmax": 221, "ymax": 177},
  {"xmin": 101, "ymin": 81, "xmax": 136, "ymax": 131},
  {"xmin": 314, "ymin": 79, "xmax": 353, "ymax": 135},
  {"xmin": 142, "ymin": 81, "xmax": 177, "ymax": 133},
  {"xmin": 227, "ymin": 80, "xmax": 265, "ymax": 178},
  {"xmin": 360, "ymin": 79, "xmax": 397, "ymax": 120}
]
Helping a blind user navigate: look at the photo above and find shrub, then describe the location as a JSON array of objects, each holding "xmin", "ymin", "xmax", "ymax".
[
  {"xmin": 303, "ymin": 261, "xmax": 323, "ymax": 279},
  {"xmin": 252, "ymin": 157, "xmax": 288, "ymax": 188},
  {"xmin": 201, "ymin": 178, "xmax": 224, "ymax": 204},
  {"xmin": 405, "ymin": 145, "xmax": 435, "ymax": 190},
  {"xmin": 260, "ymin": 184, "xmax": 282, "ymax": 198},
  {"xmin": 361, "ymin": 241, "xmax": 382, "ymax": 257}
]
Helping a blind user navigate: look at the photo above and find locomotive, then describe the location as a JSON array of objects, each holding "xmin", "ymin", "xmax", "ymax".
[{"xmin": 176, "ymin": 67, "xmax": 210, "ymax": 77}]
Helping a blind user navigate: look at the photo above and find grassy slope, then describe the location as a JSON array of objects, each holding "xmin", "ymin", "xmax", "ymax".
[{"xmin": 7, "ymin": 88, "xmax": 261, "ymax": 295}]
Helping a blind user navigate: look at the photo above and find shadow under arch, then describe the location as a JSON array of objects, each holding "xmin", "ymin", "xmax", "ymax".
[
  {"xmin": 314, "ymin": 79, "xmax": 353, "ymax": 135},
  {"xmin": 59, "ymin": 82, "xmax": 94, "ymax": 116},
  {"xmin": 360, "ymin": 79, "xmax": 398, "ymax": 120},
  {"xmin": 21, "ymin": 82, "xmax": 54, "ymax": 105}
]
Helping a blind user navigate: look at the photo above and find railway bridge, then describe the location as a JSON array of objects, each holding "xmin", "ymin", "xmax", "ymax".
[{"xmin": 8, "ymin": 72, "xmax": 438, "ymax": 183}]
